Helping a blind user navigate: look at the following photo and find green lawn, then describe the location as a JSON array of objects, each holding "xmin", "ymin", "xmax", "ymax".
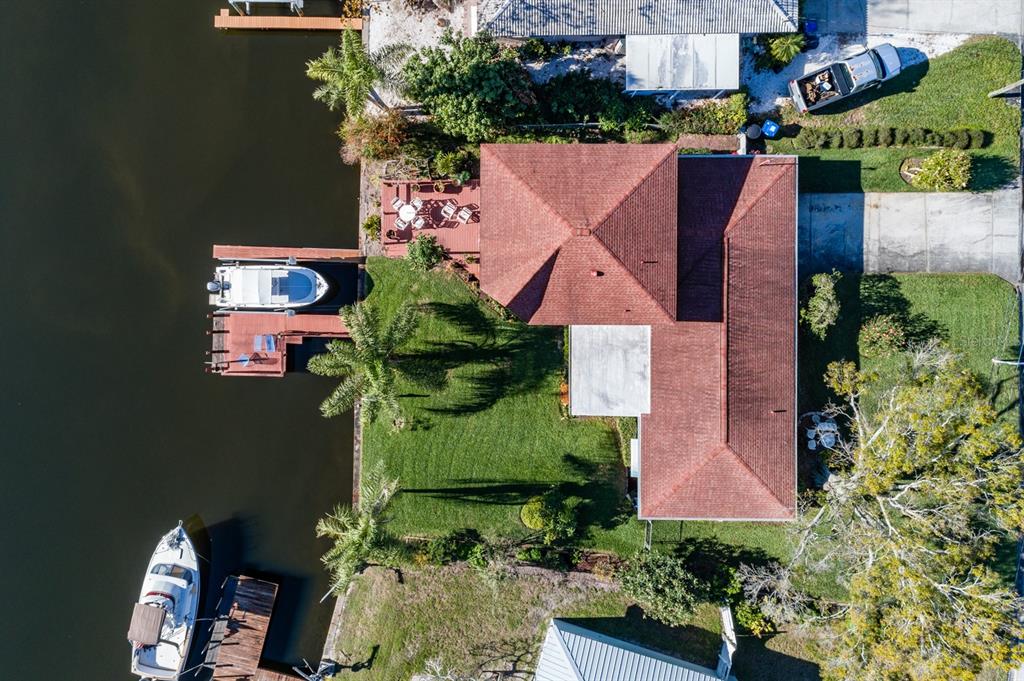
[
  {"xmin": 768, "ymin": 37, "xmax": 1021, "ymax": 192},
  {"xmin": 800, "ymin": 273, "xmax": 1019, "ymax": 421},
  {"xmin": 332, "ymin": 566, "xmax": 822, "ymax": 681}
]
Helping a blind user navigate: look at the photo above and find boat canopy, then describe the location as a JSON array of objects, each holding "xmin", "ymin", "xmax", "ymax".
[{"xmin": 128, "ymin": 603, "xmax": 166, "ymax": 646}]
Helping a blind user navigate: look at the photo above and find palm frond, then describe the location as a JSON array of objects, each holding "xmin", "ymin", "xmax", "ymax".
[
  {"xmin": 382, "ymin": 302, "xmax": 419, "ymax": 354},
  {"xmin": 359, "ymin": 461, "xmax": 401, "ymax": 517},
  {"xmin": 307, "ymin": 339, "xmax": 359, "ymax": 376},
  {"xmin": 319, "ymin": 373, "xmax": 365, "ymax": 418}
]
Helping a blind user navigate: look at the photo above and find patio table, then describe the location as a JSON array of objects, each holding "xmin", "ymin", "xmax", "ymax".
[{"xmin": 398, "ymin": 204, "xmax": 417, "ymax": 222}]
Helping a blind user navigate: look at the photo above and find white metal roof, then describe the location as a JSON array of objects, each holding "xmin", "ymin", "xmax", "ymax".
[
  {"xmin": 569, "ymin": 325, "xmax": 650, "ymax": 417},
  {"xmin": 535, "ymin": 620, "xmax": 731, "ymax": 681},
  {"xmin": 625, "ymin": 33, "xmax": 740, "ymax": 91}
]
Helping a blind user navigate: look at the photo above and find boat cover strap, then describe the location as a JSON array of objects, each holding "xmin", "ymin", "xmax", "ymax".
[{"xmin": 127, "ymin": 603, "xmax": 166, "ymax": 646}]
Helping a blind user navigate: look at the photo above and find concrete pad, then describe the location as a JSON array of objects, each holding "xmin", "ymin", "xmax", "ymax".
[
  {"xmin": 870, "ymin": 192, "xmax": 929, "ymax": 272},
  {"xmin": 569, "ymin": 325, "xmax": 650, "ymax": 417},
  {"xmin": 869, "ymin": 0, "xmax": 1021, "ymax": 34},
  {"xmin": 801, "ymin": 194, "xmax": 865, "ymax": 273},
  {"xmin": 803, "ymin": 0, "xmax": 868, "ymax": 33},
  {"xmin": 925, "ymin": 193, "xmax": 994, "ymax": 272},
  {"xmin": 992, "ymin": 189, "xmax": 1022, "ymax": 237}
]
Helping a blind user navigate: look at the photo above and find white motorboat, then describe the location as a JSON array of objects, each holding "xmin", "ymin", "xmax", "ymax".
[
  {"xmin": 207, "ymin": 264, "xmax": 329, "ymax": 309},
  {"xmin": 128, "ymin": 523, "xmax": 200, "ymax": 681}
]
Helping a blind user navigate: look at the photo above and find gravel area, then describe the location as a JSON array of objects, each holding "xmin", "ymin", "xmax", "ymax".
[{"xmin": 524, "ymin": 41, "xmax": 626, "ymax": 84}]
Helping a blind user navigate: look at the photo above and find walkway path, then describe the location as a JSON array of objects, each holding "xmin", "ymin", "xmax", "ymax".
[{"xmin": 799, "ymin": 189, "xmax": 1022, "ymax": 282}]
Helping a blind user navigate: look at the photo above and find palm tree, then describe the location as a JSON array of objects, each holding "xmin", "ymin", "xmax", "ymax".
[
  {"xmin": 305, "ymin": 29, "xmax": 409, "ymax": 117},
  {"xmin": 308, "ymin": 301, "xmax": 420, "ymax": 428},
  {"xmin": 316, "ymin": 462, "xmax": 401, "ymax": 595}
]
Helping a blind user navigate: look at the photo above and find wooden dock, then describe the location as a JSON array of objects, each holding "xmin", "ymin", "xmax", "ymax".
[
  {"xmin": 207, "ymin": 576, "xmax": 277, "ymax": 679},
  {"xmin": 214, "ymin": 9, "xmax": 362, "ymax": 31},
  {"xmin": 213, "ymin": 244, "xmax": 363, "ymax": 262}
]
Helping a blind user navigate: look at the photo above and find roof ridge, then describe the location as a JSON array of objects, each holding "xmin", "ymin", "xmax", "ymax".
[
  {"xmin": 644, "ymin": 444, "xmax": 790, "ymax": 518},
  {"xmin": 591, "ymin": 145, "xmax": 679, "ymax": 321},
  {"xmin": 723, "ymin": 160, "xmax": 793, "ymax": 235},
  {"xmin": 487, "ymin": 146, "xmax": 575, "ymax": 234},
  {"xmin": 767, "ymin": 0, "xmax": 800, "ymax": 30}
]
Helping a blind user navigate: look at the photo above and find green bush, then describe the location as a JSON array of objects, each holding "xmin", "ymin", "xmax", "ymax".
[
  {"xmin": 924, "ymin": 131, "xmax": 942, "ymax": 146},
  {"xmin": 624, "ymin": 127, "xmax": 666, "ymax": 144},
  {"xmin": 736, "ymin": 601, "xmax": 774, "ymax": 637},
  {"xmin": 618, "ymin": 552, "xmax": 707, "ymax": 627},
  {"xmin": 800, "ymin": 270, "xmax": 842, "ymax": 340},
  {"xmin": 616, "ymin": 416, "xmax": 638, "ymax": 466},
  {"xmin": 908, "ymin": 127, "xmax": 926, "ymax": 145},
  {"xmin": 658, "ymin": 93, "xmax": 748, "ymax": 136},
  {"xmin": 538, "ymin": 70, "xmax": 661, "ymax": 134},
  {"xmin": 362, "ymin": 214, "xmax": 381, "ymax": 242},
  {"xmin": 424, "ymin": 528, "xmax": 483, "ymax": 565},
  {"xmin": 767, "ymin": 33, "xmax": 805, "ymax": 67},
  {"xmin": 967, "ymin": 129, "xmax": 987, "ymax": 148},
  {"xmin": 843, "ymin": 128, "xmax": 863, "ymax": 149},
  {"xmin": 338, "ymin": 110, "xmax": 408, "ymax": 164},
  {"xmin": 860, "ymin": 127, "xmax": 878, "ymax": 147},
  {"xmin": 795, "ymin": 127, "xmax": 821, "ymax": 149},
  {"xmin": 406, "ymin": 234, "xmax": 445, "ymax": 271},
  {"xmin": 827, "ymin": 129, "xmax": 844, "ymax": 148},
  {"xmin": 878, "ymin": 127, "xmax": 895, "ymax": 147},
  {"xmin": 467, "ymin": 543, "xmax": 489, "ymax": 571},
  {"xmin": 911, "ymin": 148, "xmax": 972, "ymax": 191},
  {"xmin": 894, "ymin": 128, "xmax": 910, "ymax": 146},
  {"xmin": 520, "ymin": 496, "xmax": 545, "ymax": 530},
  {"xmin": 859, "ymin": 314, "xmax": 907, "ymax": 357}
]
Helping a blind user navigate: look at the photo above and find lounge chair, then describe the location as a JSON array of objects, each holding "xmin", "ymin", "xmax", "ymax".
[
  {"xmin": 441, "ymin": 202, "xmax": 457, "ymax": 220},
  {"xmin": 390, "ymin": 196, "xmax": 404, "ymax": 211},
  {"xmin": 456, "ymin": 206, "xmax": 473, "ymax": 224}
]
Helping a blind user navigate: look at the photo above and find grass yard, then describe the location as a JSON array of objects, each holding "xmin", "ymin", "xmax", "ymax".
[
  {"xmin": 800, "ymin": 273, "xmax": 1019, "ymax": 420},
  {"xmin": 768, "ymin": 37, "xmax": 1021, "ymax": 192},
  {"xmin": 332, "ymin": 566, "xmax": 822, "ymax": 681}
]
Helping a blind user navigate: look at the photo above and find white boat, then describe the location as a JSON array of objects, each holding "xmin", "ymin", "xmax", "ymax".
[
  {"xmin": 128, "ymin": 523, "xmax": 200, "ymax": 680},
  {"xmin": 207, "ymin": 264, "xmax": 330, "ymax": 309}
]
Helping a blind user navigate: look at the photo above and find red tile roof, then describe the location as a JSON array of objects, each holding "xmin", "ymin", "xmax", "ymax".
[
  {"xmin": 478, "ymin": 145, "xmax": 796, "ymax": 521},
  {"xmin": 480, "ymin": 144, "xmax": 679, "ymax": 325},
  {"xmin": 640, "ymin": 156, "xmax": 797, "ymax": 520}
]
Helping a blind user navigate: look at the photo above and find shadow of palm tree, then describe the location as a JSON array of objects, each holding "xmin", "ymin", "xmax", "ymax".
[{"xmin": 401, "ymin": 479, "xmax": 551, "ymax": 506}]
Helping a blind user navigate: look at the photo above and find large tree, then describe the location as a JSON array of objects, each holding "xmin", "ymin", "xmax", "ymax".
[
  {"xmin": 308, "ymin": 301, "xmax": 420, "ymax": 428},
  {"xmin": 796, "ymin": 342, "xmax": 1024, "ymax": 680},
  {"xmin": 316, "ymin": 462, "xmax": 401, "ymax": 595},
  {"xmin": 402, "ymin": 30, "xmax": 535, "ymax": 142},
  {"xmin": 306, "ymin": 29, "xmax": 409, "ymax": 117}
]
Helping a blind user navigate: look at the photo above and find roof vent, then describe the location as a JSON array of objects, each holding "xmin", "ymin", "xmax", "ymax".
[
  {"xmin": 575, "ymin": 227, "xmax": 592, "ymax": 237},
  {"xmin": 591, "ymin": 269, "xmax": 603, "ymax": 277}
]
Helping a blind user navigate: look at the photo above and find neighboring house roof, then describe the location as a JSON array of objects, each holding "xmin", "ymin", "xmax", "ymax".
[
  {"xmin": 535, "ymin": 619, "xmax": 728, "ymax": 681},
  {"xmin": 479, "ymin": 0, "xmax": 800, "ymax": 38},
  {"xmin": 478, "ymin": 145, "xmax": 796, "ymax": 521},
  {"xmin": 640, "ymin": 156, "xmax": 796, "ymax": 520},
  {"xmin": 479, "ymin": 144, "xmax": 678, "ymax": 325}
]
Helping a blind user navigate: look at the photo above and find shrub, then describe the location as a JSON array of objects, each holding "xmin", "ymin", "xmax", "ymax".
[
  {"xmin": 801, "ymin": 270, "xmax": 842, "ymax": 340},
  {"xmin": 924, "ymin": 131, "xmax": 942, "ymax": 146},
  {"xmin": 658, "ymin": 93, "xmax": 748, "ymax": 136},
  {"xmin": 827, "ymin": 129, "xmax": 844, "ymax": 148},
  {"xmin": 736, "ymin": 601, "xmax": 774, "ymax": 637},
  {"xmin": 616, "ymin": 416, "xmax": 638, "ymax": 466},
  {"xmin": 618, "ymin": 552, "xmax": 707, "ymax": 627},
  {"xmin": 520, "ymin": 496, "xmax": 545, "ymax": 530},
  {"xmin": 908, "ymin": 127, "xmax": 926, "ymax": 145},
  {"xmin": 424, "ymin": 529, "xmax": 482, "ymax": 565},
  {"xmin": 362, "ymin": 214, "xmax": 382, "ymax": 242},
  {"xmin": 967, "ymin": 129, "xmax": 987, "ymax": 148},
  {"xmin": 403, "ymin": 30, "xmax": 535, "ymax": 141},
  {"xmin": 843, "ymin": 128, "xmax": 863, "ymax": 149},
  {"xmin": 894, "ymin": 128, "xmax": 910, "ymax": 146},
  {"xmin": 767, "ymin": 33, "xmax": 805, "ymax": 66},
  {"xmin": 878, "ymin": 127, "xmax": 895, "ymax": 147},
  {"xmin": 624, "ymin": 128, "xmax": 666, "ymax": 144},
  {"xmin": 538, "ymin": 70, "xmax": 661, "ymax": 134},
  {"xmin": 794, "ymin": 127, "xmax": 822, "ymax": 149},
  {"xmin": 859, "ymin": 314, "xmax": 907, "ymax": 357},
  {"xmin": 338, "ymin": 110, "xmax": 408, "ymax": 164},
  {"xmin": 406, "ymin": 234, "xmax": 445, "ymax": 271},
  {"xmin": 911, "ymin": 148, "xmax": 972, "ymax": 191},
  {"xmin": 861, "ymin": 127, "xmax": 878, "ymax": 147},
  {"xmin": 432, "ymin": 148, "xmax": 474, "ymax": 179},
  {"xmin": 467, "ymin": 543, "xmax": 489, "ymax": 571}
]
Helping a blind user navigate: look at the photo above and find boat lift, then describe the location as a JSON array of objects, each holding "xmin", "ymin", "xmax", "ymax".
[{"xmin": 228, "ymin": 0, "xmax": 304, "ymax": 15}]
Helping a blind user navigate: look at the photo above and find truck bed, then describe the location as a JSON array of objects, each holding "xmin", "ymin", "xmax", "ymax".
[{"xmin": 797, "ymin": 66, "xmax": 844, "ymax": 106}]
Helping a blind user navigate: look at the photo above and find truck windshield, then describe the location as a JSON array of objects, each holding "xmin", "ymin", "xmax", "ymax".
[
  {"xmin": 832, "ymin": 64, "xmax": 854, "ymax": 95},
  {"xmin": 868, "ymin": 49, "xmax": 886, "ymax": 78}
]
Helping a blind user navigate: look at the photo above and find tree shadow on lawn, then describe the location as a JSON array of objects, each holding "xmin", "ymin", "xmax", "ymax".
[
  {"xmin": 560, "ymin": 452, "xmax": 634, "ymax": 534},
  {"xmin": 970, "ymin": 153, "xmax": 1018, "ymax": 191},
  {"xmin": 409, "ymin": 302, "xmax": 562, "ymax": 415},
  {"xmin": 671, "ymin": 537, "xmax": 773, "ymax": 599},
  {"xmin": 402, "ymin": 478, "xmax": 551, "ymax": 506}
]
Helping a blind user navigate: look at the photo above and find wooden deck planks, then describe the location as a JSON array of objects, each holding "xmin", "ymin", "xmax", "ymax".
[
  {"xmin": 208, "ymin": 576, "xmax": 279, "ymax": 680},
  {"xmin": 214, "ymin": 9, "xmax": 362, "ymax": 31},
  {"xmin": 380, "ymin": 180, "xmax": 481, "ymax": 265},
  {"xmin": 213, "ymin": 244, "xmax": 363, "ymax": 262},
  {"xmin": 211, "ymin": 312, "xmax": 349, "ymax": 377}
]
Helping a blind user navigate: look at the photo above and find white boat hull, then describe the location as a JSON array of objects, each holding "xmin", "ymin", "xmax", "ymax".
[
  {"xmin": 129, "ymin": 523, "xmax": 200, "ymax": 681},
  {"xmin": 208, "ymin": 264, "xmax": 330, "ymax": 310}
]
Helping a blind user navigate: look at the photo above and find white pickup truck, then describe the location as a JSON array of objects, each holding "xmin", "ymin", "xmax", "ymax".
[{"xmin": 788, "ymin": 44, "xmax": 903, "ymax": 113}]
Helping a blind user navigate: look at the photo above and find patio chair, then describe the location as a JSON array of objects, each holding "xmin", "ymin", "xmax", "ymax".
[
  {"xmin": 440, "ymin": 202, "xmax": 458, "ymax": 220},
  {"xmin": 390, "ymin": 196, "xmax": 404, "ymax": 211},
  {"xmin": 410, "ymin": 197, "xmax": 424, "ymax": 211},
  {"xmin": 395, "ymin": 217, "xmax": 410, "ymax": 230},
  {"xmin": 412, "ymin": 216, "xmax": 426, "ymax": 229},
  {"xmin": 456, "ymin": 206, "xmax": 473, "ymax": 224}
]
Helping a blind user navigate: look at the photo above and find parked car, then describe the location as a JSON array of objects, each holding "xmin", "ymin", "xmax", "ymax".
[{"xmin": 788, "ymin": 44, "xmax": 902, "ymax": 113}]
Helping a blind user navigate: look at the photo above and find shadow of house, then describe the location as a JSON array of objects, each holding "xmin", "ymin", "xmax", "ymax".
[
  {"xmin": 732, "ymin": 635, "xmax": 821, "ymax": 680},
  {"xmin": 798, "ymin": 191, "xmax": 865, "ymax": 275}
]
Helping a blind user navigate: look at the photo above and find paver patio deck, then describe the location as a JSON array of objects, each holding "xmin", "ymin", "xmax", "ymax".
[{"xmin": 380, "ymin": 180, "xmax": 481, "ymax": 275}]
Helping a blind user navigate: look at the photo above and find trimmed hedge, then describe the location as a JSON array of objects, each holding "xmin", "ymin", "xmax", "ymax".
[{"xmin": 794, "ymin": 126, "xmax": 987, "ymax": 150}]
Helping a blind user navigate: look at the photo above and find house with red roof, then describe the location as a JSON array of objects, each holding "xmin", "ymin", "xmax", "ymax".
[{"xmin": 479, "ymin": 144, "xmax": 798, "ymax": 520}]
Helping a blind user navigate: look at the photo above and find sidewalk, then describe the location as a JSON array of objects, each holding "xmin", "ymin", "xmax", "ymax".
[
  {"xmin": 867, "ymin": 0, "xmax": 1022, "ymax": 35},
  {"xmin": 799, "ymin": 189, "xmax": 1022, "ymax": 282}
]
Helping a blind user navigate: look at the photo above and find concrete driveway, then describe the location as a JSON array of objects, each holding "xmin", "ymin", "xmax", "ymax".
[
  {"xmin": 799, "ymin": 189, "xmax": 1022, "ymax": 282},
  {"xmin": 867, "ymin": 0, "xmax": 1022, "ymax": 35}
]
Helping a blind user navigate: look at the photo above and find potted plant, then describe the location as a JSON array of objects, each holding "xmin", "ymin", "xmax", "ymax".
[{"xmin": 433, "ymin": 179, "xmax": 446, "ymax": 192}]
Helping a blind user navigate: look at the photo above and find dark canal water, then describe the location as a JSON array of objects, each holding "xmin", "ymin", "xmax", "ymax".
[{"xmin": 0, "ymin": 3, "xmax": 357, "ymax": 679}]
